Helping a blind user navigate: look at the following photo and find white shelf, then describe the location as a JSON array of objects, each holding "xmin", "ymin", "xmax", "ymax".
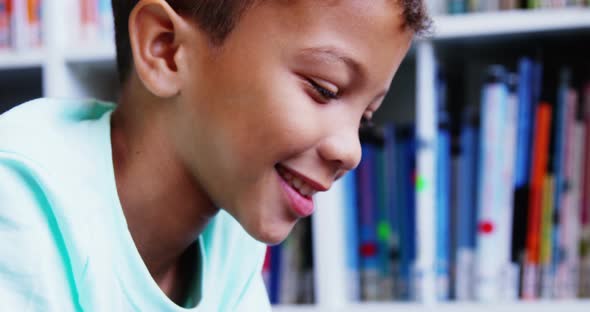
[
  {"xmin": 433, "ymin": 8, "xmax": 590, "ymax": 39},
  {"xmin": 65, "ymin": 43, "xmax": 116, "ymax": 64},
  {"xmin": 274, "ymin": 300, "xmax": 590, "ymax": 312},
  {"xmin": 0, "ymin": 50, "xmax": 44, "ymax": 70}
]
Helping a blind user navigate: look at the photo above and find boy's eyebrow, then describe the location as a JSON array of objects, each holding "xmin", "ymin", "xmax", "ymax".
[
  {"xmin": 300, "ymin": 46, "xmax": 391, "ymax": 105},
  {"xmin": 299, "ymin": 46, "xmax": 366, "ymax": 82}
]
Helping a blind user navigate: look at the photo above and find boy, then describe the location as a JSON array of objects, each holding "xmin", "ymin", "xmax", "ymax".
[{"xmin": 0, "ymin": 0, "xmax": 430, "ymax": 310}]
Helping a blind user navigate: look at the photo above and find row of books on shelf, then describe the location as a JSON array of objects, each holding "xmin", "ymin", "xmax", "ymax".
[
  {"xmin": 0, "ymin": 0, "xmax": 42, "ymax": 51},
  {"xmin": 0, "ymin": 0, "xmax": 114, "ymax": 52},
  {"xmin": 324, "ymin": 57, "xmax": 590, "ymax": 302},
  {"xmin": 68, "ymin": 0, "xmax": 113, "ymax": 47},
  {"xmin": 435, "ymin": 59, "xmax": 590, "ymax": 301},
  {"xmin": 429, "ymin": 0, "xmax": 590, "ymax": 15},
  {"xmin": 262, "ymin": 218, "xmax": 315, "ymax": 305}
]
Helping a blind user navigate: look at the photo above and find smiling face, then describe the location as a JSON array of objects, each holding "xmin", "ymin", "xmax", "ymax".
[{"xmin": 170, "ymin": 0, "xmax": 413, "ymax": 244}]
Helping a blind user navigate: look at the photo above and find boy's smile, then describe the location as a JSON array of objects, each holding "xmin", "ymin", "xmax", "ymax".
[
  {"xmin": 166, "ymin": 0, "xmax": 414, "ymax": 244},
  {"xmin": 276, "ymin": 163, "xmax": 326, "ymax": 218}
]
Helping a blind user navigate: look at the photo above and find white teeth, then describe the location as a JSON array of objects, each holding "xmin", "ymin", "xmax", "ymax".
[
  {"xmin": 300, "ymin": 184, "xmax": 312, "ymax": 197},
  {"xmin": 292, "ymin": 177, "xmax": 303, "ymax": 189},
  {"xmin": 277, "ymin": 166, "xmax": 316, "ymax": 198}
]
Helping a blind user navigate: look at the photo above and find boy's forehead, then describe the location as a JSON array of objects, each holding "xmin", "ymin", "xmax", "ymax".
[{"xmin": 258, "ymin": 0, "xmax": 412, "ymax": 81}]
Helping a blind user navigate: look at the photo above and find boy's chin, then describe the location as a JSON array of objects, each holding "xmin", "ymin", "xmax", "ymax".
[{"xmin": 244, "ymin": 218, "xmax": 298, "ymax": 246}]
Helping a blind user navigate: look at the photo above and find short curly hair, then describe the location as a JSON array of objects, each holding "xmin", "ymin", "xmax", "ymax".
[{"xmin": 111, "ymin": 0, "xmax": 432, "ymax": 83}]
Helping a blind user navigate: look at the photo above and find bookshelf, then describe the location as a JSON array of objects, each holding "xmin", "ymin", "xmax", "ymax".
[
  {"xmin": 0, "ymin": 50, "xmax": 43, "ymax": 69},
  {"xmin": 1, "ymin": 1, "xmax": 590, "ymax": 311},
  {"xmin": 433, "ymin": 8, "xmax": 590, "ymax": 39},
  {"xmin": 274, "ymin": 300, "xmax": 590, "ymax": 312}
]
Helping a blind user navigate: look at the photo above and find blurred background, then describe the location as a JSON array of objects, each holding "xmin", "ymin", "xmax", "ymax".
[{"xmin": 1, "ymin": 1, "xmax": 590, "ymax": 311}]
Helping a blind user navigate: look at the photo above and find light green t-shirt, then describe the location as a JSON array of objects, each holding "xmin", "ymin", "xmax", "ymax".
[{"xmin": 0, "ymin": 98, "xmax": 271, "ymax": 311}]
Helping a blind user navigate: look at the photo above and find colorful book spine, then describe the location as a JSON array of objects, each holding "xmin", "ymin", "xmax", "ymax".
[
  {"xmin": 25, "ymin": 0, "xmax": 41, "ymax": 47},
  {"xmin": 448, "ymin": 0, "xmax": 467, "ymax": 14},
  {"xmin": 511, "ymin": 60, "xmax": 535, "ymax": 296},
  {"xmin": 384, "ymin": 124, "xmax": 401, "ymax": 300},
  {"xmin": 358, "ymin": 142, "xmax": 379, "ymax": 301},
  {"xmin": 98, "ymin": 0, "xmax": 113, "ymax": 42},
  {"xmin": 269, "ymin": 244, "xmax": 282, "ymax": 304},
  {"xmin": 474, "ymin": 66, "xmax": 513, "ymax": 301},
  {"xmin": 262, "ymin": 247, "xmax": 272, "ymax": 294},
  {"xmin": 279, "ymin": 225, "xmax": 300, "ymax": 304},
  {"xmin": 0, "ymin": 0, "xmax": 9, "ymax": 49},
  {"xmin": 80, "ymin": 0, "xmax": 98, "ymax": 43},
  {"xmin": 522, "ymin": 103, "xmax": 553, "ymax": 300},
  {"xmin": 455, "ymin": 108, "xmax": 480, "ymax": 301},
  {"xmin": 555, "ymin": 89, "xmax": 582, "ymax": 298},
  {"xmin": 581, "ymin": 82, "xmax": 590, "ymax": 298},
  {"xmin": 539, "ymin": 173, "xmax": 555, "ymax": 299},
  {"xmin": 398, "ymin": 128, "xmax": 417, "ymax": 301},
  {"xmin": 9, "ymin": 0, "xmax": 24, "ymax": 50},
  {"xmin": 544, "ymin": 69, "xmax": 572, "ymax": 298},
  {"xmin": 343, "ymin": 169, "xmax": 360, "ymax": 301},
  {"xmin": 375, "ymin": 134, "xmax": 395, "ymax": 300}
]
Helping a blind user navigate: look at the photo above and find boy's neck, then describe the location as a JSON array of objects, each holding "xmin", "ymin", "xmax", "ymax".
[{"xmin": 110, "ymin": 77, "xmax": 218, "ymax": 293}]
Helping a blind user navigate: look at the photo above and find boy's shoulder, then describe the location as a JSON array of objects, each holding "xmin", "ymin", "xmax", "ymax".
[
  {"xmin": 0, "ymin": 97, "xmax": 114, "ymax": 151},
  {"xmin": 0, "ymin": 98, "xmax": 115, "ymax": 177}
]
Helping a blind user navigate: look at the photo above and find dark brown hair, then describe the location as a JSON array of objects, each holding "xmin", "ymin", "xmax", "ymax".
[{"xmin": 111, "ymin": 0, "xmax": 432, "ymax": 83}]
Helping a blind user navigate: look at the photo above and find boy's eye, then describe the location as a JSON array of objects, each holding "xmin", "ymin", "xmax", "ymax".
[{"xmin": 306, "ymin": 78, "xmax": 339, "ymax": 101}]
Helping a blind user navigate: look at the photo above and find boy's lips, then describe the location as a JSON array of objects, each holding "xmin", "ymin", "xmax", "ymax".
[
  {"xmin": 275, "ymin": 164, "xmax": 329, "ymax": 218},
  {"xmin": 276, "ymin": 164, "xmax": 329, "ymax": 192}
]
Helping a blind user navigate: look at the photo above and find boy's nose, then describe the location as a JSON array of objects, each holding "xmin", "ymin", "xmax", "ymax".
[{"xmin": 317, "ymin": 127, "xmax": 362, "ymax": 176}]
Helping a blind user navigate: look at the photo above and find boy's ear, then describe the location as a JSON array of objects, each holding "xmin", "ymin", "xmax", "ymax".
[{"xmin": 128, "ymin": 0, "xmax": 190, "ymax": 98}]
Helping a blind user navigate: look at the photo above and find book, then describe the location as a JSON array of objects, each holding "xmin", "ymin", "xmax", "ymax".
[
  {"xmin": 383, "ymin": 124, "xmax": 401, "ymax": 300},
  {"xmin": 539, "ymin": 173, "xmax": 555, "ymax": 299},
  {"xmin": 580, "ymin": 82, "xmax": 590, "ymax": 298},
  {"xmin": 511, "ymin": 59, "xmax": 536, "ymax": 298},
  {"xmin": 9, "ymin": 0, "xmax": 41, "ymax": 50},
  {"xmin": 454, "ymin": 107, "xmax": 480, "ymax": 301},
  {"xmin": 435, "ymin": 69, "xmax": 451, "ymax": 301},
  {"xmin": 474, "ymin": 66, "xmax": 515, "ymax": 301},
  {"xmin": 554, "ymin": 88, "xmax": 583, "ymax": 298},
  {"xmin": 522, "ymin": 103, "xmax": 553, "ymax": 300},
  {"xmin": 541, "ymin": 68, "xmax": 572, "ymax": 298},
  {"xmin": 0, "ymin": 0, "xmax": 9, "ymax": 49},
  {"xmin": 357, "ymin": 139, "xmax": 380, "ymax": 301},
  {"xmin": 499, "ymin": 73, "xmax": 520, "ymax": 301},
  {"xmin": 269, "ymin": 244, "xmax": 282, "ymax": 304},
  {"xmin": 339, "ymin": 169, "xmax": 361, "ymax": 302},
  {"xmin": 262, "ymin": 247, "xmax": 272, "ymax": 295},
  {"xmin": 375, "ymin": 130, "xmax": 395, "ymax": 300},
  {"xmin": 398, "ymin": 127, "xmax": 417, "ymax": 301}
]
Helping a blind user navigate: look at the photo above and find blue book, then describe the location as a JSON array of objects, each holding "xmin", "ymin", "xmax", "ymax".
[
  {"xmin": 269, "ymin": 244, "xmax": 282, "ymax": 304},
  {"xmin": 455, "ymin": 108, "xmax": 480, "ymax": 300},
  {"xmin": 357, "ymin": 141, "xmax": 379, "ymax": 300},
  {"xmin": 396, "ymin": 127, "xmax": 416, "ymax": 300},
  {"xmin": 406, "ymin": 130, "xmax": 418, "ymax": 301},
  {"xmin": 515, "ymin": 58, "xmax": 534, "ymax": 188},
  {"xmin": 384, "ymin": 124, "xmax": 401, "ymax": 298},
  {"xmin": 342, "ymin": 169, "xmax": 360, "ymax": 300}
]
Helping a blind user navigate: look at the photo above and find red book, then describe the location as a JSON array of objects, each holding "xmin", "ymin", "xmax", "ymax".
[{"xmin": 523, "ymin": 103, "xmax": 552, "ymax": 299}]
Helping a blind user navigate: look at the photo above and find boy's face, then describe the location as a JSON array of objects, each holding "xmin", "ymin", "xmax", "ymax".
[{"xmin": 171, "ymin": 0, "xmax": 413, "ymax": 244}]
